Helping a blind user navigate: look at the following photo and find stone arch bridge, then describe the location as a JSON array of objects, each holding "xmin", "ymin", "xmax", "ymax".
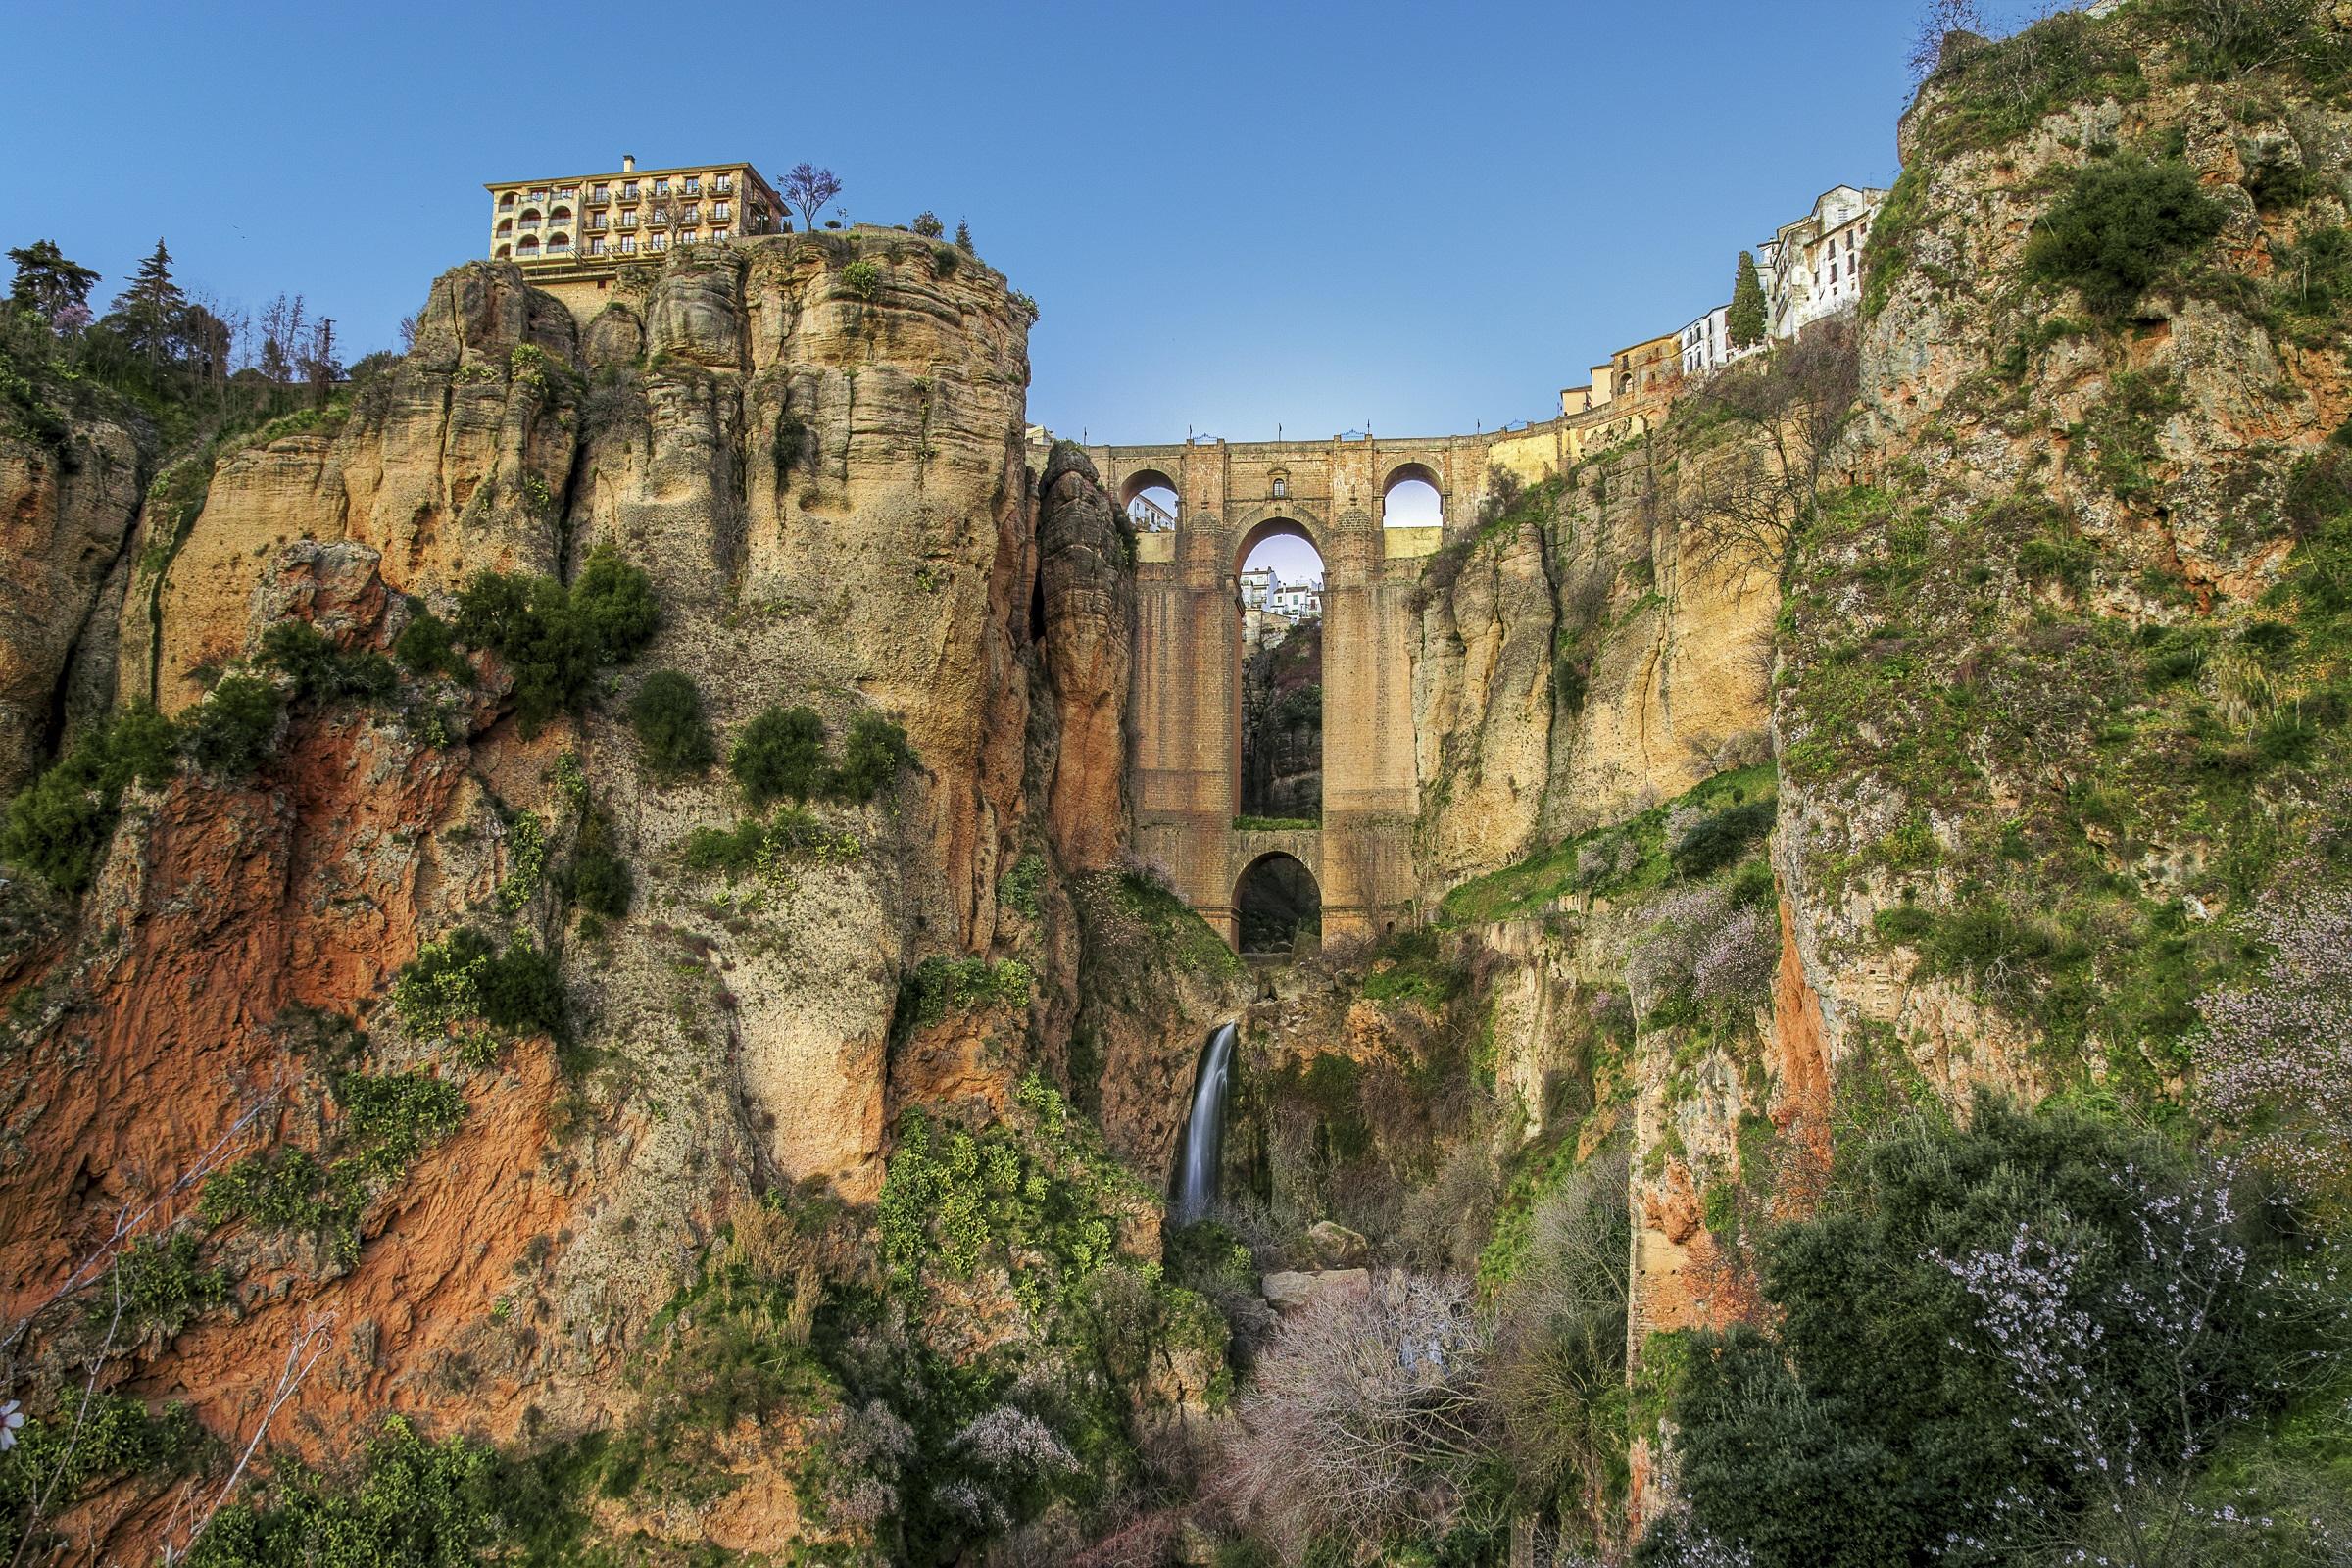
[{"xmin": 1074, "ymin": 415, "xmax": 1647, "ymax": 946}]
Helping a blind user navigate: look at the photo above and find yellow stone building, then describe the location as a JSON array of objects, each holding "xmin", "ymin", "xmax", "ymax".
[{"xmin": 484, "ymin": 155, "xmax": 785, "ymax": 273}]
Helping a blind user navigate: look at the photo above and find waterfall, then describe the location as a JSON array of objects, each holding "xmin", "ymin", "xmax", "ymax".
[{"xmin": 1171, "ymin": 1021, "xmax": 1238, "ymax": 1225}]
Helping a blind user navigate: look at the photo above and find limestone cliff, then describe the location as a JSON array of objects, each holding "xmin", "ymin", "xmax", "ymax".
[
  {"xmin": 0, "ymin": 234, "xmax": 1092, "ymax": 1562},
  {"xmin": 0, "ymin": 407, "xmax": 152, "ymax": 794}
]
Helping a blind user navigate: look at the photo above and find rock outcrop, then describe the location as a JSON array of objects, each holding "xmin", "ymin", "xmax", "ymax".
[
  {"xmin": 1037, "ymin": 443, "xmax": 1133, "ymax": 871},
  {"xmin": 0, "ymin": 410, "xmax": 152, "ymax": 791}
]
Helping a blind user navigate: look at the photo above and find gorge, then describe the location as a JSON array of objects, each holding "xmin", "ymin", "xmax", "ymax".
[{"xmin": 3, "ymin": 2, "xmax": 2352, "ymax": 1565}]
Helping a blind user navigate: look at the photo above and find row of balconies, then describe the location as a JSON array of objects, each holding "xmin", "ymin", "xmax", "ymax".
[{"xmin": 502, "ymin": 175, "xmax": 736, "ymax": 210}]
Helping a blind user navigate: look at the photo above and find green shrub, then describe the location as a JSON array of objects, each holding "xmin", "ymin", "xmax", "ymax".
[
  {"xmin": 109, "ymin": 1230, "xmax": 229, "ymax": 1340},
  {"xmin": 679, "ymin": 808, "xmax": 861, "ymax": 877},
  {"xmin": 392, "ymin": 606, "xmax": 470, "ymax": 684},
  {"xmin": 455, "ymin": 550, "xmax": 659, "ymax": 735},
  {"xmin": 200, "ymin": 1070, "xmax": 464, "ymax": 1264},
  {"xmin": 1657, "ymin": 1101, "xmax": 2312, "ymax": 1568},
  {"xmin": 829, "ymin": 710, "xmax": 914, "ymax": 802},
  {"xmin": 0, "ymin": 1396, "xmax": 200, "ymax": 1561},
  {"xmin": 892, "ymin": 956, "xmax": 1033, "ymax": 1039},
  {"xmin": 1670, "ymin": 801, "xmax": 1775, "ymax": 879},
  {"xmin": 730, "ymin": 706, "xmax": 828, "ymax": 806},
  {"xmin": 260, "ymin": 621, "xmax": 396, "ymax": 706},
  {"xmin": 178, "ymin": 673, "xmax": 284, "ymax": 776},
  {"xmin": 183, "ymin": 1414, "xmax": 497, "ymax": 1568},
  {"xmin": 626, "ymin": 668, "xmax": 714, "ymax": 778},
  {"xmin": 391, "ymin": 929, "xmax": 565, "ymax": 1041},
  {"xmin": 568, "ymin": 548, "xmax": 662, "ymax": 662},
  {"xmin": 560, "ymin": 808, "xmax": 633, "ymax": 920},
  {"xmin": 0, "ymin": 704, "xmax": 179, "ymax": 892},
  {"xmin": 1001, "ymin": 849, "xmax": 1047, "ymax": 917},
  {"xmin": 2024, "ymin": 156, "xmax": 2228, "ymax": 318}
]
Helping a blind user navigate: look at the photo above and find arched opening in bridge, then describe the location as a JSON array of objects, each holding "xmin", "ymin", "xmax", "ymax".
[
  {"xmin": 1383, "ymin": 463, "xmax": 1443, "ymax": 529},
  {"xmin": 1121, "ymin": 468, "xmax": 1180, "ymax": 533},
  {"xmin": 1235, "ymin": 519, "xmax": 1323, "ymax": 825},
  {"xmin": 1235, "ymin": 853, "xmax": 1321, "ymax": 956}
]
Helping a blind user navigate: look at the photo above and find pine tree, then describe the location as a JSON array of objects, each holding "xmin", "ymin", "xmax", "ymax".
[
  {"xmin": 7, "ymin": 240, "xmax": 100, "ymax": 326},
  {"xmin": 955, "ymin": 219, "xmax": 974, "ymax": 255},
  {"xmin": 113, "ymin": 239, "xmax": 185, "ymax": 368},
  {"xmin": 1727, "ymin": 250, "xmax": 1767, "ymax": 349}
]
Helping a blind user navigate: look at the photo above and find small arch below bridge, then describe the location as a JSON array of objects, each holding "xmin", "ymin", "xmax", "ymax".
[{"xmin": 1235, "ymin": 851, "xmax": 1321, "ymax": 956}]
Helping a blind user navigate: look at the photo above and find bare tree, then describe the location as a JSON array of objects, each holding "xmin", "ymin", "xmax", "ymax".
[
  {"xmin": 1221, "ymin": 1272, "xmax": 1494, "ymax": 1559},
  {"xmin": 155, "ymin": 1312, "xmax": 339, "ymax": 1566},
  {"xmin": 396, "ymin": 313, "xmax": 418, "ymax": 354},
  {"xmin": 256, "ymin": 293, "xmax": 305, "ymax": 391},
  {"xmin": 1669, "ymin": 316, "xmax": 1860, "ymax": 581},
  {"xmin": 300, "ymin": 317, "xmax": 339, "ymax": 407},
  {"xmin": 1909, "ymin": 0, "xmax": 1988, "ymax": 82},
  {"xmin": 781, "ymin": 164, "xmax": 843, "ymax": 232}
]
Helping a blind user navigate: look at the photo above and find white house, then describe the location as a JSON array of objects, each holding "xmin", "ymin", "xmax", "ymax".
[{"xmin": 1760, "ymin": 183, "xmax": 1887, "ymax": 340}]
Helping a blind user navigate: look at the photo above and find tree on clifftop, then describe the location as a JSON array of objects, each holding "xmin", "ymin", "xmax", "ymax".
[
  {"xmin": 112, "ymin": 239, "xmax": 184, "ymax": 370},
  {"xmin": 7, "ymin": 240, "xmax": 99, "ymax": 328},
  {"xmin": 781, "ymin": 164, "xmax": 843, "ymax": 232},
  {"xmin": 1727, "ymin": 251, "xmax": 1767, "ymax": 349}
]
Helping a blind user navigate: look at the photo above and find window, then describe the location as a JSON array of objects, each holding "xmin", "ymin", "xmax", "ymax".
[
  {"xmin": 654, "ymin": 178, "xmax": 670, "ymax": 196},
  {"xmin": 592, "ymin": 184, "xmax": 609, "ymax": 202},
  {"xmin": 713, "ymin": 201, "xmax": 730, "ymax": 220},
  {"xmin": 558, "ymin": 186, "xmax": 576, "ymax": 201},
  {"xmin": 684, "ymin": 176, "xmax": 701, "ymax": 195},
  {"xmin": 1272, "ymin": 476, "xmax": 1287, "ymax": 498},
  {"xmin": 714, "ymin": 175, "xmax": 732, "ymax": 194},
  {"xmin": 682, "ymin": 205, "xmax": 699, "ymax": 224},
  {"xmin": 621, "ymin": 210, "xmax": 638, "ymax": 228},
  {"xmin": 620, "ymin": 236, "xmax": 636, "ymax": 254},
  {"xmin": 677, "ymin": 229, "xmax": 697, "ymax": 245},
  {"xmin": 499, "ymin": 192, "xmax": 515, "ymax": 209},
  {"xmin": 623, "ymin": 181, "xmax": 640, "ymax": 200},
  {"xmin": 591, "ymin": 213, "xmax": 607, "ymax": 229},
  {"xmin": 713, "ymin": 228, "xmax": 730, "ymax": 242},
  {"xmin": 650, "ymin": 232, "xmax": 668, "ymax": 251},
  {"xmin": 589, "ymin": 237, "xmax": 606, "ymax": 255}
]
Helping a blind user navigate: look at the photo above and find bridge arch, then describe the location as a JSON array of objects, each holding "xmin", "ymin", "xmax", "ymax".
[
  {"xmin": 1234, "ymin": 850, "xmax": 1321, "ymax": 956},
  {"xmin": 1119, "ymin": 466, "xmax": 1181, "ymax": 533},
  {"xmin": 1232, "ymin": 514, "xmax": 1323, "ymax": 577},
  {"xmin": 1382, "ymin": 462, "xmax": 1444, "ymax": 528}
]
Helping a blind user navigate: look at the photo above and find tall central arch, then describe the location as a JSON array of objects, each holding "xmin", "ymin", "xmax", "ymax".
[{"xmin": 1106, "ymin": 438, "xmax": 1444, "ymax": 946}]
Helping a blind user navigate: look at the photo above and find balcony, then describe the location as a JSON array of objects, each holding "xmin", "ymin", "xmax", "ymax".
[
  {"xmin": 713, "ymin": 178, "xmax": 733, "ymax": 194},
  {"xmin": 518, "ymin": 219, "xmax": 542, "ymax": 232},
  {"xmin": 683, "ymin": 181, "xmax": 702, "ymax": 196},
  {"xmin": 587, "ymin": 191, "xmax": 610, "ymax": 205}
]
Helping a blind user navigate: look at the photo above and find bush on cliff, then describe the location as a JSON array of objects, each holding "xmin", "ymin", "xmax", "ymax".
[
  {"xmin": 2025, "ymin": 155, "xmax": 2228, "ymax": 318},
  {"xmin": 455, "ymin": 550, "xmax": 659, "ymax": 735},
  {"xmin": 391, "ymin": 928, "xmax": 566, "ymax": 1041},
  {"xmin": 831, "ymin": 710, "xmax": 915, "ymax": 803},
  {"xmin": 1647, "ymin": 1100, "xmax": 2327, "ymax": 1568},
  {"xmin": 260, "ymin": 620, "xmax": 396, "ymax": 707},
  {"xmin": 626, "ymin": 668, "xmax": 714, "ymax": 779},
  {"xmin": 730, "ymin": 706, "xmax": 828, "ymax": 806},
  {"xmin": 0, "ymin": 704, "xmax": 179, "ymax": 892},
  {"xmin": 182, "ymin": 1414, "xmax": 498, "ymax": 1568},
  {"xmin": 178, "ymin": 673, "xmax": 284, "ymax": 776}
]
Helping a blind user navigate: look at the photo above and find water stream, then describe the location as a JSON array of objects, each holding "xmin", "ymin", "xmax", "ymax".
[{"xmin": 1170, "ymin": 1021, "xmax": 1238, "ymax": 1225}]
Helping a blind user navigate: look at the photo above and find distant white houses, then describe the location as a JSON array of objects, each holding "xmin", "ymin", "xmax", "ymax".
[
  {"xmin": 1665, "ymin": 181, "xmax": 1889, "ymax": 384},
  {"xmin": 1240, "ymin": 565, "xmax": 1322, "ymax": 623}
]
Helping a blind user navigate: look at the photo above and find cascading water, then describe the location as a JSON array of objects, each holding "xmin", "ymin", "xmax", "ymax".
[{"xmin": 1171, "ymin": 1021, "xmax": 1239, "ymax": 1225}]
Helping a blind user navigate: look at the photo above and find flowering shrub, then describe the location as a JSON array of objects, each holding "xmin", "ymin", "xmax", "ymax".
[{"xmin": 2192, "ymin": 876, "xmax": 2352, "ymax": 1206}]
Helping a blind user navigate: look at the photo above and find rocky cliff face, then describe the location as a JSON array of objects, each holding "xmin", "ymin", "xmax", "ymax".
[
  {"xmin": 0, "ymin": 235, "xmax": 1160, "ymax": 1561},
  {"xmin": 1409, "ymin": 455, "xmax": 1778, "ymax": 893},
  {"xmin": 1240, "ymin": 616, "xmax": 1322, "ymax": 820},
  {"xmin": 0, "ymin": 409, "xmax": 152, "ymax": 794}
]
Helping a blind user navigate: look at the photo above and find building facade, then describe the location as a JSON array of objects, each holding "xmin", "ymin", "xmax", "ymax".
[
  {"xmin": 485, "ymin": 156, "xmax": 784, "ymax": 272},
  {"xmin": 1759, "ymin": 183, "xmax": 1887, "ymax": 340}
]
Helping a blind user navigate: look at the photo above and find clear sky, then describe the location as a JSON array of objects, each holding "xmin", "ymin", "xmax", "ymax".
[{"xmin": 13, "ymin": 0, "xmax": 1944, "ymax": 449}]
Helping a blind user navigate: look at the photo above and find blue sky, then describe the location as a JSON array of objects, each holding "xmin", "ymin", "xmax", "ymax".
[{"xmin": 15, "ymin": 0, "xmax": 1932, "ymax": 451}]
